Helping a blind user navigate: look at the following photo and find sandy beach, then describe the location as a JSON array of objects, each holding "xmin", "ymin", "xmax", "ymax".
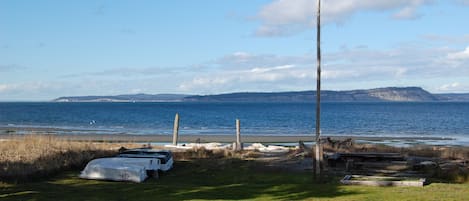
[{"xmin": 0, "ymin": 132, "xmax": 454, "ymax": 144}]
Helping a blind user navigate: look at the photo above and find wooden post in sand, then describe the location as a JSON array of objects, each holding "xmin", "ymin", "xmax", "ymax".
[
  {"xmin": 314, "ymin": 0, "xmax": 323, "ymax": 178},
  {"xmin": 172, "ymin": 113, "xmax": 180, "ymax": 145},
  {"xmin": 236, "ymin": 119, "xmax": 242, "ymax": 150}
]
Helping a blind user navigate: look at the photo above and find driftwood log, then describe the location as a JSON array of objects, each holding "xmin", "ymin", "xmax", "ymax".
[{"xmin": 325, "ymin": 137, "xmax": 354, "ymax": 149}]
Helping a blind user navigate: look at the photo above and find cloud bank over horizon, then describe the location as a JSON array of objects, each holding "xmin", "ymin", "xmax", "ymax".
[{"xmin": 1, "ymin": 0, "xmax": 469, "ymax": 101}]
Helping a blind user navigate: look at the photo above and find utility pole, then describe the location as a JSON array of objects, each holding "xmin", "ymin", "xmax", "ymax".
[{"xmin": 314, "ymin": 0, "xmax": 322, "ymax": 178}]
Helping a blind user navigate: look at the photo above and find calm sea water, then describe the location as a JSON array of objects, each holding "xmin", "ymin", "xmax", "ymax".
[{"xmin": 1, "ymin": 102, "xmax": 468, "ymax": 140}]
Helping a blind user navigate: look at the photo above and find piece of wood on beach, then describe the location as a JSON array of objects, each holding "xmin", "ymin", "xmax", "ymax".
[
  {"xmin": 337, "ymin": 152, "xmax": 405, "ymax": 161},
  {"xmin": 235, "ymin": 119, "xmax": 242, "ymax": 151},
  {"xmin": 172, "ymin": 113, "xmax": 180, "ymax": 145},
  {"xmin": 340, "ymin": 175, "xmax": 426, "ymax": 187}
]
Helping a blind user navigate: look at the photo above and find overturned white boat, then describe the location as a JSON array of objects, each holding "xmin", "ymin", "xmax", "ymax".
[
  {"xmin": 79, "ymin": 149, "xmax": 173, "ymax": 183},
  {"xmin": 79, "ymin": 157, "xmax": 160, "ymax": 183},
  {"xmin": 117, "ymin": 149, "xmax": 174, "ymax": 172}
]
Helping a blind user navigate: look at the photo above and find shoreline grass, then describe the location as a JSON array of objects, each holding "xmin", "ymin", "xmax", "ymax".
[
  {"xmin": 0, "ymin": 134, "xmax": 143, "ymax": 182},
  {"xmin": 1, "ymin": 135, "xmax": 469, "ymax": 200}
]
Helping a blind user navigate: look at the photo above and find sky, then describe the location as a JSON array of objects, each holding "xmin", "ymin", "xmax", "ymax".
[{"xmin": 1, "ymin": 0, "xmax": 469, "ymax": 101}]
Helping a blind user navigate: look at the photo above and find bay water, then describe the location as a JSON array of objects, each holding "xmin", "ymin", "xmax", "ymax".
[{"xmin": 1, "ymin": 102, "xmax": 468, "ymax": 144}]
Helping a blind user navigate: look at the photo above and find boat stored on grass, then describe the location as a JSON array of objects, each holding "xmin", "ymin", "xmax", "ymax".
[
  {"xmin": 117, "ymin": 149, "xmax": 174, "ymax": 172},
  {"xmin": 79, "ymin": 149, "xmax": 173, "ymax": 183}
]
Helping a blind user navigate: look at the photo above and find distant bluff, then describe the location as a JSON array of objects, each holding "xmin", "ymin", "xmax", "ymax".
[
  {"xmin": 53, "ymin": 87, "xmax": 469, "ymax": 102},
  {"xmin": 183, "ymin": 87, "xmax": 438, "ymax": 102}
]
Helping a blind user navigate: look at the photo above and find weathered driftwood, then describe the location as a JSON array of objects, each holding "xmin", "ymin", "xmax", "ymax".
[
  {"xmin": 341, "ymin": 175, "xmax": 426, "ymax": 187},
  {"xmin": 334, "ymin": 152, "xmax": 405, "ymax": 161},
  {"xmin": 325, "ymin": 137, "xmax": 354, "ymax": 149},
  {"xmin": 354, "ymin": 161, "xmax": 409, "ymax": 171}
]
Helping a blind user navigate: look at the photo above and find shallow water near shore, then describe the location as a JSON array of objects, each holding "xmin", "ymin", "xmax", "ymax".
[{"xmin": 1, "ymin": 102, "xmax": 468, "ymax": 145}]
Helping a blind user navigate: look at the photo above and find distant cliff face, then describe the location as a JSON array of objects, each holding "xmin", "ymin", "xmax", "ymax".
[
  {"xmin": 183, "ymin": 87, "xmax": 440, "ymax": 102},
  {"xmin": 52, "ymin": 87, "xmax": 468, "ymax": 102},
  {"xmin": 366, "ymin": 87, "xmax": 438, "ymax": 101}
]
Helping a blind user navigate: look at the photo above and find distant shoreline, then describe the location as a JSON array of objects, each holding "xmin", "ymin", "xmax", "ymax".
[{"xmin": 51, "ymin": 87, "xmax": 469, "ymax": 102}]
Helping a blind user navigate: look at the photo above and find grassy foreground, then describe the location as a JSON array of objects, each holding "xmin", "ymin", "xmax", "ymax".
[
  {"xmin": 1, "ymin": 135, "xmax": 468, "ymax": 200},
  {"xmin": 1, "ymin": 159, "xmax": 469, "ymax": 201}
]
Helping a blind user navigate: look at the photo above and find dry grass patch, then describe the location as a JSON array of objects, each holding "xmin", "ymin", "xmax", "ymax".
[{"xmin": 0, "ymin": 134, "xmax": 142, "ymax": 182}]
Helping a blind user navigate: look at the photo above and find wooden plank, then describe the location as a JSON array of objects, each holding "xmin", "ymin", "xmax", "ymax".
[
  {"xmin": 336, "ymin": 152, "xmax": 404, "ymax": 160},
  {"xmin": 340, "ymin": 175, "xmax": 426, "ymax": 187}
]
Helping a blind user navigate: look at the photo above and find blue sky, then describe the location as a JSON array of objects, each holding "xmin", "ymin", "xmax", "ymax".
[{"xmin": 1, "ymin": 0, "xmax": 469, "ymax": 101}]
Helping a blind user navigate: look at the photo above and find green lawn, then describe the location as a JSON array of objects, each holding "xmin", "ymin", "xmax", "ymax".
[{"xmin": 1, "ymin": 159, "xmax": 468, "ymax": 201}]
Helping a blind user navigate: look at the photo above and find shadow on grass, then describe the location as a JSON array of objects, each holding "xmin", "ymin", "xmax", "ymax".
[{"xmin": 1, "ymin": 159, "xmax": 361, "ymax": 201}]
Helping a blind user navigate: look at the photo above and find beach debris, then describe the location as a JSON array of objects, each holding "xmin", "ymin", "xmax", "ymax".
[
  {"xmin": 244, "ymin": 143, "xmax": 290, "ymax": 153},
  {"xmin": 298, "ymin": 140, "xmax": 309, "ymax": 150},
  {"xmin": 419, "ymin": 161, "xmax": 437, "ymax": 167},
  {"xmin": 141, "ymin": 143, "xmax": 152, "ymax": 149},
  {"xmin": 328, "ymin": 152, "xmax": 405, "ymax": 162},
  {"xmin": 164, "ymin": 144, "xmax": 193, "ymax": 150},
  {"xmin": 324, "ymin": 137, "xmax": 354, "ymax": 149},
  {"xmin": 165, "ymin": 142, "xmax": 231, "ymax": 150},
  {"xmin": 164, "ymin": 142, "xmax": 291, "ymax": 153},
  {"xmin": 340, "ymin": 175, "xmax": 426, "ymax": 187},
  {"xmin": 326, "ymin": 152, "xmax": 420, "ymax": 177},
  {"xmin": 406, "ymin": 156, "xmax": 437, "ymax": 165},
  {"xmin": 118, "ymin": 146, "xmax": 128, "ymax": 153},
  {"xmin": 232, "ymin": 142, "xmax": 244, "ymax": 151},
  {"xmin": 412, "ymin": 160, "xmax": 439, "ymax": 176}
]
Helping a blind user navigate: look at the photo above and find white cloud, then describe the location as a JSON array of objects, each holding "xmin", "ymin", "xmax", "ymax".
[
  {"xmin": 392, "ymin": 6, "xmax": 421, "ymax": 20},
  {"xmin": 214, "ymin": 52, "xmax": 311, "ymax": 70},
  {"xmin": 255, "ymin": 0, "xmax": 433, "ymax": 36},
  {"xmin": 437, "ymin": 82, "xmax": 468, "ymax": 92},
  {"xmin": 443, "ymin": 46, "xmax": 469, "ymax": 68},
  {"xmin": 394, "ymin": 68, "xmax": 408, "ymax": 77},
  {"xmin": 180, "ymin": 43, "xmax": 469, "ymax": 93},
  {"xmin": 250, "ymin": 65, "xmax": 294, "ymax": 73},
  {"xmin": 4, "ymin": 43, "xmax": 469, "ymax": 100},
  {"xmin": 212, "ymin": 52, "xmax": 259, "ymax": 68},
  {"xmin": 447, "ymin": 46, "xmax": 469, "ymax": 60},
  {"xmin": 231, "ymin": 52, "xmax": 253, "ymax": 61},
  {"xmin": 0, "ymin": 84, "xmax": 10, "ymax": 92},
  {"xmin": 322, "ymin": 70, "xmax": 360, "ymax": 79},
  {"xmin": 179, "ymin": 64, "xmax": 316, "ymax": 92}
]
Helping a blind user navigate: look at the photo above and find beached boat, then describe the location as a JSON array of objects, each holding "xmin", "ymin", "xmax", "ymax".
[
  {"xmin": 80, "ymin": 149, "xmax": 173, "ymax": 182},
  {"xmin": 79, "ymin": 157, "xmax": 161, "ymax": 183},
  {"xmin": 117, "ymin": 149, "xmax": 174, "ymax": 171}
]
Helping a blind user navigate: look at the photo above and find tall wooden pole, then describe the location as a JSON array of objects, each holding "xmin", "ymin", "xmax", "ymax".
[{"xmin": 314, "ymin": 0, "xmax": 322, "ymax": 177}]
